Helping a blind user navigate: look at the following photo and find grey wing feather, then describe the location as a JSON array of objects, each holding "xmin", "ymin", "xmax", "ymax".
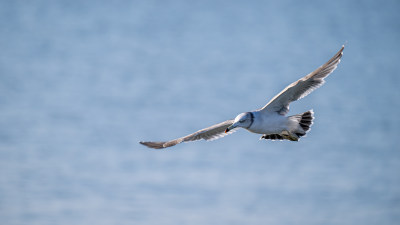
[
  {"xmin": 260, "ymin": 45, "xmax": 344, "ymax": 115},
  {"xmin": 140, "ymin": 119, "xmax": 235, "ymax": 149}
]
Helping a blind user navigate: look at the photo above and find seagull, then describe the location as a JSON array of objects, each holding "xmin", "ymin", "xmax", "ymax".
[{"xmin": 140, "ymin": 46, "xmax": 344, "ymax": 149}]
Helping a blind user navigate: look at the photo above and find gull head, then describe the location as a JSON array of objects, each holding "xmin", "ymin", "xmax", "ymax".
[{"xmin": 225, "ymin": 112, "xmax": 254, "ymax": 133}]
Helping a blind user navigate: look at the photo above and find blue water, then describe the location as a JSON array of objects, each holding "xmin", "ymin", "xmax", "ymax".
[{"xmin": 1, "ymin": 0, "xmax": 399, "ymax": 224}]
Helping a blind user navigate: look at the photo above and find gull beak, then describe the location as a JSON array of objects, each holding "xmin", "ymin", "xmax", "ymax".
[{"xmin": 225, "ymin": 123, "xmax": 237, "ymax": 133}]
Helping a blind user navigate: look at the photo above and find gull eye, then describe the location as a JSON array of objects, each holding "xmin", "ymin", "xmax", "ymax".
[{"xmin": 239, "ymin": 120, "xmax": 245, "ymax": 123}]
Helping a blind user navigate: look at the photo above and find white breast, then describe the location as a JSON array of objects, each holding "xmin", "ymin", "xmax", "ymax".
[{"xmin": 247, "ymin": 111, "xmax": 288, "ymax": 134}]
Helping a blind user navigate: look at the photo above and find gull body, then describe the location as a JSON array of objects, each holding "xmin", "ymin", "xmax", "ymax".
[
  {"xmin": 140, "ymin": 46, "xmax": 344, "ymax": 149},
  {"xmin": 226, "ymin": 109, "xmax": 313, "ymax": 141},
  {"xmin": 230, "ymin": 111, "xmax": 290, "ymax": 135}
]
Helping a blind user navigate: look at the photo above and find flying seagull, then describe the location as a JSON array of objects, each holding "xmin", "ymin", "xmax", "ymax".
[{"xmin": 140, "ymin": 46, "xmax": 344, "ymax": 149}]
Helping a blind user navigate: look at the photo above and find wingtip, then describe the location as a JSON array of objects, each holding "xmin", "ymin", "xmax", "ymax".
[
  {"xmin": 339, "ymin": 44, "xmax": 345, "ymax": 54},
  {"xmin": 335, "ymin": 45, "xmax": 345, "ymax": 59},
  {"xmin": 139, "ymin": 141, "xmax": 167, "ymax": 149}
]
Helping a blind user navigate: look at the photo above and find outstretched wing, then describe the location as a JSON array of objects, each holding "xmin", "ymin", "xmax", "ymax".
[
  {"xmin": 140, "ymin": 119, "xmax": 236, "ymax": 149},
  {"xmin": 260, "ymin": 45, "xmax": 344, "ymax": 115}
]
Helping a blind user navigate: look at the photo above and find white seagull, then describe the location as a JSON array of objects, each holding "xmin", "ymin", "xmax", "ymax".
[{"xmin": 140, "ymin": 46, "xmax": 344, "ymax": 149}]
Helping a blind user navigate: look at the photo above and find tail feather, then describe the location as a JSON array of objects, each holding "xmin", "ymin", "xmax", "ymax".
[
  {"xmin": 299, "ymin": 110, "xmax": 314, "ymax": 132},
  {"xmin": 262, "ymin": 110, "xmax": 314, "ymax": 142},
  {"xmin": 261, "ymin": 134, "xmax": 284, "ymax": 140}
]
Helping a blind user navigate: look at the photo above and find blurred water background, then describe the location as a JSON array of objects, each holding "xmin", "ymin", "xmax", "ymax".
[{"xmin": 1, "ymin": 0, "xmax": 399, "ymax": 224}]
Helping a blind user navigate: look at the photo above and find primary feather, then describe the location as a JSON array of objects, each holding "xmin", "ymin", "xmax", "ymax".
[{"xmin": 260, "ymin": 46, "xmax": 344, "ymax": 115}]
